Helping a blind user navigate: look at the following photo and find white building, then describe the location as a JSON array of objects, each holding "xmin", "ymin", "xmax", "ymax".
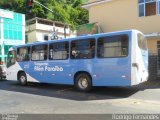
[{"xmin": 25, "ymin": 17, "xmax": 76, "ymax": 43}]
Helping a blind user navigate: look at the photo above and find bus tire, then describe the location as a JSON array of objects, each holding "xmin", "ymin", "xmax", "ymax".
[
  {"xmin": 18, "ymin": 72, "xmax": 27, "ymax": 86},
  {"xmin": 75, "ymin": 73, "xmax": 92, "ymax": 92}
]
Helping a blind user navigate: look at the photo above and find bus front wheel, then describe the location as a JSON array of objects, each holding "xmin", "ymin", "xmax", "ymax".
[
  {"xmin": 75, "ymin": 73, "xmax": 92, "ymax": 92},
  {"xmin": 18, "ymin": 72, "xmax": 27, "ymax": 86}
]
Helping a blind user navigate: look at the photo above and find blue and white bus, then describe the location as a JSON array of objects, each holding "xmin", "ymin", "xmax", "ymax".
[{"xmin": 6, "ymin": 30, "xmax": 148, "ymax": 91}]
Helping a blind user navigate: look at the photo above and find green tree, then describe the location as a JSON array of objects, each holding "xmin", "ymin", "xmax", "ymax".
[
  {"xmin": 46, "ymin": 0, "xmax": 70, "ymax": 23},
  {"xmin": 0, "ymin": 0, "xmax": 25, "ymax": 14},
  {"xmin": 66, "ymin": 0, "xmax": 89, "ymax": 29},
  {"xmin": 0, "ymin": 0, "xmax": 89, "ymax": 30}
]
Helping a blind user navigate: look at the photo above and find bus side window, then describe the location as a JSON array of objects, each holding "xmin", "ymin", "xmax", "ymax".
[
  {"xmin": 71, "ymin": 38, "xmax": 95, "ymax": 59},
  {"xmin": 97, "ymin": 35, "xmax": 128, "ymax": 58},
  {"xmin": 31, "ymin": 44, "xmax": 48, "ymax": 61},
  {"xmin": 49, "ymin": 41, "xmax": 69, "ymax": 60},
  {"xmin": 17, "ymin": 46, "xmax": 30, "ymax": 62}
]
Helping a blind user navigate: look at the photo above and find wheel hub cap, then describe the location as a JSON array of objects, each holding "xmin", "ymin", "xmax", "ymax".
[
  {"xmin": 78, "ymin": 78, "xmax": 88, "ymax": 89},
  {"xmin": 20, "ymin": 76, "xmax": 26, "ymax": 82}
]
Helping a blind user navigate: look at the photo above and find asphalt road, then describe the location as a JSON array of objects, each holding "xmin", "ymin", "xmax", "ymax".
[{"xmin": 0, "ymin": 80, "xmax": 160, "ymax": 115}]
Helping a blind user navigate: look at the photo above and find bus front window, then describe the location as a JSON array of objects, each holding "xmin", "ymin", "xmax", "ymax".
[{"xmin": 7, "ymin": 50, "xmax": 16, "ymax": 68}]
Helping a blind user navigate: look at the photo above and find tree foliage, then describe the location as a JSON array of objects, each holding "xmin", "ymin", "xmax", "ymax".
[{"xmin": 0, "ymin": 0, "xmax": 89, "ymax": 30}]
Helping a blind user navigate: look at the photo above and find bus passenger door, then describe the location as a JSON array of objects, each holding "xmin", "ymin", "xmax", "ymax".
[
  {"xmin": 28, "ymin": 44, "xmax": 48, "ymax": 83},
  {"xmin": 44, "ymin": 41, "xmax": 72, "ymax": 84},
  {"xmin": 6, "ymin": 50, "xmax": 17, "ymax": 80}
]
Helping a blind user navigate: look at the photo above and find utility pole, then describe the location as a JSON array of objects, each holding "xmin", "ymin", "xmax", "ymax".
[{"xmin": 64, "ymin": 24, "xmax": 67, "ymax": 38}]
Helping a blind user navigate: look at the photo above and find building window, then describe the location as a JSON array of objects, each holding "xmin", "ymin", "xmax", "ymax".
[
  {"xmin": 138, "ymin": 0, "xmax": 159, "ymax": 17},
  {"xmin": 146, "ymin": 0, "xmax": 156, "ymax": 16},
  {"xmin": 44, "ymin": 34, "xmax": 49, "ymax": 41},
  {"xmin": 3, "ymin": 13, "xmax": 23, "ymax": 40},
  {"xmin": 158, "ymin": 0, "xmax": 160, "ymax": 14},
  {"xmin": 139, "ymin": 4, "xmax": 145, "ymax": 16}
]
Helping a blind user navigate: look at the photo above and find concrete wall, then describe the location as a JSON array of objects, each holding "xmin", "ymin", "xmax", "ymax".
[
  {"xmin": 147, "ymin": 38, "xmax": 160, "ymax": 55},
  {"xmin": 26, "ymin": 31, "xmax": 37, "ymax": 43},
  {"xmin": 26, "ymin": 22, "xmax": 76, "ymax": 43},
  {"xmin": 88, "ymin": 0, "xmax": 160, "ymax": 34}
]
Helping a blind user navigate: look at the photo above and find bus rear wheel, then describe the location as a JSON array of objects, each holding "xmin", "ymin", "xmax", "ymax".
[
  {"xmin": 75, "ymin": 73, "xmax": 92, "ymax": 92},
  {"xmin": 18, "ymin": 72, "xmax": 27, "ymax": 86}
]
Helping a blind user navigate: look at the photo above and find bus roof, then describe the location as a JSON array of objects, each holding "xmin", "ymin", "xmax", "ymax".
[{"xmin": 10, "ymin": 29, "xmax": 142, "ymax": 49}]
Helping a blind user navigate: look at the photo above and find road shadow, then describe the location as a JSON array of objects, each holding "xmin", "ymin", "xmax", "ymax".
[
  {"xmin": 131, "ymin": 81, "xmax": 160, "ymax": 90},
  {"xmin": 0, "ymin": 80, "xmax": 144, "ymax": 101},
  {"xmin": 0, "ymin": 79, "xmax": 7, "ymax": 81}
]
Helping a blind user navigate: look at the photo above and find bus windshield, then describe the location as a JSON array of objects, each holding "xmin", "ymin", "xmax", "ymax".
[{"xmin": 7, "ymin": 50, "xmax": 16, "ymax": 68}]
